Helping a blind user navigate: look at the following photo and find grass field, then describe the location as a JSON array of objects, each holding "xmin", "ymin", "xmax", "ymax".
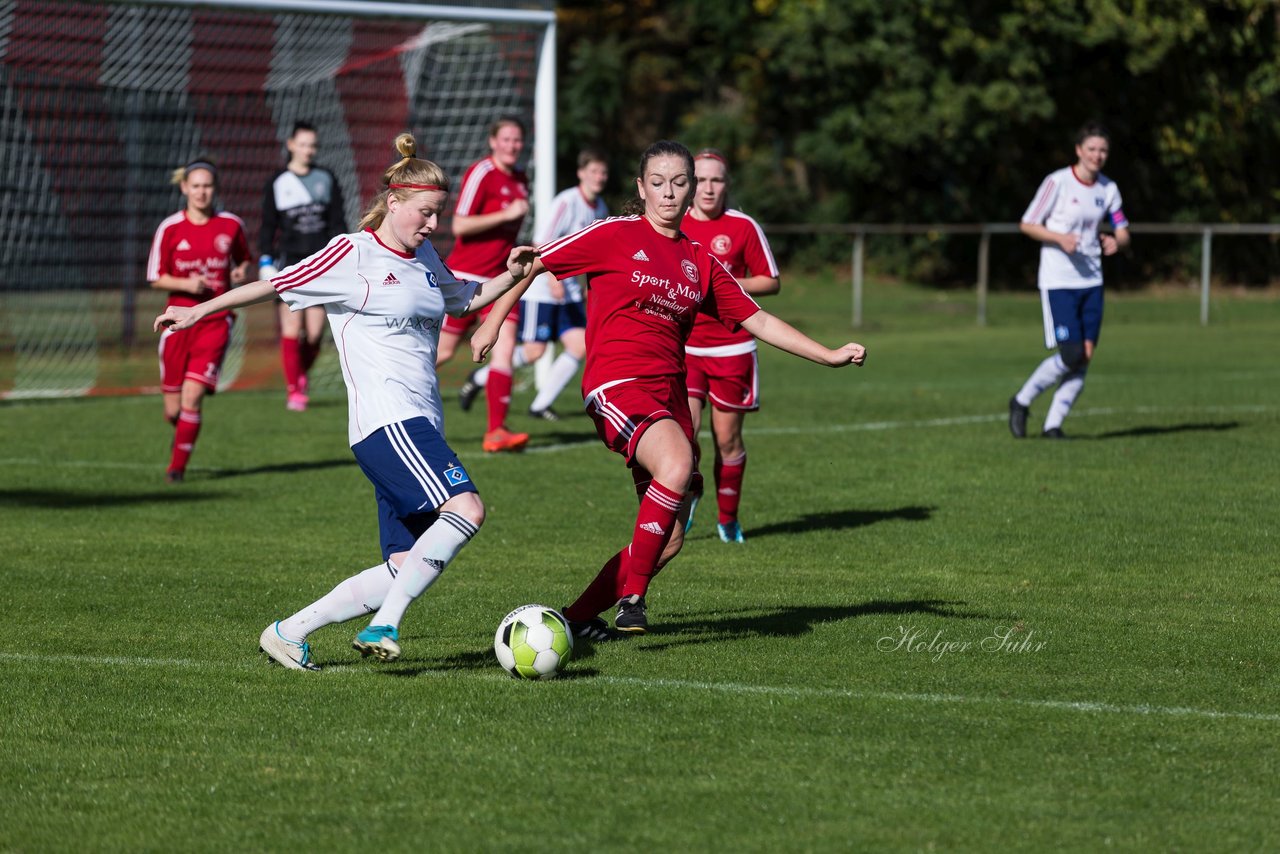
[{"xmin": 2, "ymin": 275, "xmax": 1278, "ymax": 851}]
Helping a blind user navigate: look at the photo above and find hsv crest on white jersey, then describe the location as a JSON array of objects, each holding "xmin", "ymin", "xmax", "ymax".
[
  {"xmin": 525, "ymin": 186, "xmax": 609, "ymax": 304},
  {"xmin": 272, "ymin": 230, "xmax": 478, "ymax": 445},
  {"xmin": 1022, "ymin": 165, "xmax": 1128, "ymax": 290}
]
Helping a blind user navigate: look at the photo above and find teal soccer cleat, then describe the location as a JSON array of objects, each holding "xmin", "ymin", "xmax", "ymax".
[
  {"xmin": 353, "ymin": 624, "xmax": 401, "ymax": 662},
  {"xmin": 717, "ymin": 521, "xmax": 746, "ymax": 544}
]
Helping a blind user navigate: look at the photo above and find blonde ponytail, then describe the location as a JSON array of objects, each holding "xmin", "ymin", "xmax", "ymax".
[{"xmin": 358, "ymin": 133, "xmax": 450, "ymax": 231}]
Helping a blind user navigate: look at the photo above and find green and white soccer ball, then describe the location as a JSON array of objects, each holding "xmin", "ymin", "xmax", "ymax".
[{"xmin": 494, "ymin": 604, "xmax": 574, "ymax": 680}]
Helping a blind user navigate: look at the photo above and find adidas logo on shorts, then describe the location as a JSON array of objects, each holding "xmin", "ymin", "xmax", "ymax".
[{"xmin": 632, "ymin": 249, "xmax": 650, "ymax": 262}]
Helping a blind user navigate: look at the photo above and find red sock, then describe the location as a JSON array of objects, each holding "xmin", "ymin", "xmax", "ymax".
[
  {"xmin": 280, "ymin": 336, "xmax": 301, "ymax": 394},
  {"xmin": 715, "ymin": 452, "xmax": 746, "ymax": 524},
  {"xmin": 168, "ymin": 408, "xmax": 202, "ymax": 475},
  {"xmin": 563, "ymin": 549, "xmax": 625, "ymax": 622},
  {"xmin": 486, "ymin": 369, "xmax": 512, "ymax": 432},
  {"xmin": 620, "ymin": 480, "xmax": 684, "ymax": 599}
]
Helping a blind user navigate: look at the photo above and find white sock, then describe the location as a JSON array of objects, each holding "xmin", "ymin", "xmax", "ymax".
[
  {"xmin": 1044, "ymin": 367, "xmax": 1087, "ymax": 431},
  {"xmin": 279, "ymin": 561, "xmax": 397, "ymax": 640},
  {"xmin": 530, "ymin": 352, "xmax": 581, "ymax": 412},
  {"xmin": 512, "ymin": 347, "xmax": 530, "ymax": 370},
  {"xmin": 370, "ymin": 511, "xmax": 480, "ymax": 629},
  {"xmin": 1016, "ymin": 354, "xmax": 1068, "ymax": 407}
]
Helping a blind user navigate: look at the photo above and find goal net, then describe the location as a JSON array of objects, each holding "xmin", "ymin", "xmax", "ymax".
[{"xmin": 0, "ymin": 0, "xmax": 555, "ymax": 398}]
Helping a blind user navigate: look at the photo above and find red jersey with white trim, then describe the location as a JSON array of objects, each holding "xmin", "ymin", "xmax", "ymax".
[
  {"xmin": 538, "ymin": 216, "xmax": 762, "ymax": 396},
  {"xmin": 445, "ymin": 157, "xmax": 529, "ymax": 278},
  {"xmin": 270, "ymin": 230, "xmax": 478, "ymax": 446},
  {"xmin": 146, "ymin": 211, "xmax": 250, "ymax": 319},
  {"xmin": 1022, "ymin": 165, "xmax": 1127, "ymax": 290},
  {"xmin": 681, "ymin": 208, "xmax": 779, "ymax": 351}
]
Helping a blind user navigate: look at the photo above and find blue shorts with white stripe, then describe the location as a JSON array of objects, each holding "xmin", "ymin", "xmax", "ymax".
[{"xmin": 352, "ymin": 418, "xmax": 478, "ymax": 558}]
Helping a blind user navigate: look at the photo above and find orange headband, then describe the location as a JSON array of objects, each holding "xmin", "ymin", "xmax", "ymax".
[{"xmin": 694, "ymin": 151, "xmax": 726, "ymax": 163}]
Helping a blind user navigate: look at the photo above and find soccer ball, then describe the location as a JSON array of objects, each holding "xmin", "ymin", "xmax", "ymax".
[{"xmin": 493, "ymin": 604, "xmax": 574, "ymax": 680}]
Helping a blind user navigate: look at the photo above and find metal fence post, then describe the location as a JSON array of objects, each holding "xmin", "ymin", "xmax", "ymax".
[
  {"xmin": 1200, "ymin": 227, "xmax": 1212, "ymax": 326},
  {"xmin": 852, "ymin": 231, "xmax": 864, "ymax": 328},
  {"xmin": 977, "ymin": 227, "xmax": 990, "ymax": 327}
]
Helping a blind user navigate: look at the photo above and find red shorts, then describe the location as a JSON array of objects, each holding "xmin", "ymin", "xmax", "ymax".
[
  {"xmin": 585, "ymin": 376, "xmax": 702, "ymax": 496},
  {"xmin": 158, "ymin": 315, "xmax": 233, "ymax": 393},
  {"xmin": 685, "ymin": 349, "xmax": 760, "ymax": 412},
  {"xmin": 442, "ymin": 272, "xmax": 519, "ymax": 335}
]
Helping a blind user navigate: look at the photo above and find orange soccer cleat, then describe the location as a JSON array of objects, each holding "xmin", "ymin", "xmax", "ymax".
[{"xmin": 482, "ymin": 427, "xmax": 529, "ymax": 453}]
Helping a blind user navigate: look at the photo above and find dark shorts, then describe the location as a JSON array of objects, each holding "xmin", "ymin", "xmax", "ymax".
[
  {"xmin": 352, "ymin": 417, "xmax": 478, "ymax": 558},
  {"xmin": 518, "ymin": 300, "xmax": 586, "ymax": 343},
  {"xmin": 1041, "ymin": 286, "xmax": 1104, "ymax": 349}
]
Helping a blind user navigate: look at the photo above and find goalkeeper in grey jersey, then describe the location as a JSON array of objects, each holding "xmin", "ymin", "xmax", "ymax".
[{"xmin": 260, "ymin": 121, "xmax": 348, "ymax": 410}]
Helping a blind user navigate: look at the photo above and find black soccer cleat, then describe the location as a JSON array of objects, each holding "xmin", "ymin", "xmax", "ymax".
[
  {"xmin": 615, "ymin": 594, "xmax": 648, "ymax": 635},
  {"xmin": 566, "ymin": 614, "xmax": 620, "ymax": 643},
  {"xmin": 1042, "ymin": 427, "xmax": 1068, "ymax": 439},
  {"xmin": 528, "ymin": 406, "xmax": 561, "ymax": 423},
  {"xmin": 1008, "ymin": 396, "xmax": 1029, "ymax": 439},
  {"xmin": 458, "ymin": 372, "xmax": 482, "ymax": 412}
]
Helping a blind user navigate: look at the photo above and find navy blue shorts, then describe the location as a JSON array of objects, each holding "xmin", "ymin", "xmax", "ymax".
[
  {"xmin": 1041, "ymin": 286, "xmax": 1103, "ymax": 349},
  {"xmin": 351, "ymin": 418, "xmax": 478, "ymax": 558},
  {"xmin": 518, "ymin": 300, "xmax": 586, "ymax": 343}
]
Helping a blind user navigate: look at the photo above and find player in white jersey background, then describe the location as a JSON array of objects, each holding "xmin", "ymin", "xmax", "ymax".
[
  {"xmin": 458, "ymin": 148, "xmax": 610, "ymax": 421},
  {"xmin": 154, "ymin": 133, "xmax": 538, "ymax": 670},
  {"xmin": 1009, "ymin": 122, "xmax": 1130, "ymax": 439}
]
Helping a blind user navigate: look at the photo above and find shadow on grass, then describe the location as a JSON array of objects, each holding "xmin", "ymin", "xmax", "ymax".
[
  {"xmin": 740, "ymin": 505, "xmax": 935, "ymax": 540},
  {"xmin": 0, "ymin": 488, "xmax": 222, "ymax": 508},
  {"xmin": 380, "ymin": 634, "xmax": 608, "ymax": 677},
  {"xmin": 1085, "ymin": 421, "xmax": 1240, "ymax": 440},
  {"xmin": 635, "ymin": 599, "xmax": 985, "ymax": 653},
  {"xmin": 204, "ymin": 458, "xmax": 354, "ymax": 479}
]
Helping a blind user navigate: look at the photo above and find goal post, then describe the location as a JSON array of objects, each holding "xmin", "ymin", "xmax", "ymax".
[{"xmin": 0, "ymin": 0, "xmax": 556, "ymax": 398}]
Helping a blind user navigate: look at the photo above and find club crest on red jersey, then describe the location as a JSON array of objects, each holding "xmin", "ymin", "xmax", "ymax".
[
  {"xmin": 214, "ymin": 234, "xmax": 232, "ymax": 254},
  {"xmin": 711, "ymin": 234, "xmax": 732, "ymax": 255},
  {"xmin": 681, "ymin": 259, "xmax": 699, "ymax": 284}
]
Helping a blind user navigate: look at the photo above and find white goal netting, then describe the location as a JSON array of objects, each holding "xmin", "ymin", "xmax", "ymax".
[{"xmin": 0, "ymin": 0, "xmax": 552, "ymax": 398}]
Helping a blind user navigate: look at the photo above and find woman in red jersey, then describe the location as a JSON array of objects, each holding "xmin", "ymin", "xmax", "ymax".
[
  {"xmin": 146, "ymin": 158, "xmax": 251, "ymax": 483},
  {"xmin": 473, "ymin": 140, "xmax": 866, "ymax": 639},
  {"xmin": 435, "ymin": 115, "xmax": 532, "ymax": 454},
  {"xmin": 681, "ymin": 148, "xmax": 782, "ymax": 544}
]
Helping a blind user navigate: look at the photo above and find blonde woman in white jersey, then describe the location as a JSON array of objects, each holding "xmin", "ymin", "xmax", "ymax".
[
  {"xmin": 1009, "ymin": 122, "xmax": 1130, "ymax": 439},
  {"xmin": 155, "ymin": 133, "xmax": 538, "ymax": 670}
]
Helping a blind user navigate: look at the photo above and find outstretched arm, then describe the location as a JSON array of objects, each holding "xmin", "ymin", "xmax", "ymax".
[
  {"xmin": 153, "ymin": 279, "xmax": 278, "ymax": 332},
  {"xmin": 468, "ymin": 256, "xmax": 547, "ymax": 362},
  {"xmin": 741, "ymin": 310, "xmax": 866, "ymax": 367}
]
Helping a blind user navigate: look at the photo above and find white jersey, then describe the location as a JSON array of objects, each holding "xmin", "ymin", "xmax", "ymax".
[
  {"xmin": 272, "ymin": 230, "xmax": 478, "ymax": 446},
  {"xmin": 1022, "ymin": 166, "xmax": 1128, "ymax": 290},
  {"xmin": 525, "ymin": 186, "xmax": 609, "ymax": 304}
]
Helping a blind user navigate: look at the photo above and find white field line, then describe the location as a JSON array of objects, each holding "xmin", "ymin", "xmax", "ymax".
[
  {"xmin": 0, "ymin": 403, "xmax": 1274, "ymax": 471},
  {"xmin": 1, "ymin": 651, "xmax": 1276, "ymax": 723}
]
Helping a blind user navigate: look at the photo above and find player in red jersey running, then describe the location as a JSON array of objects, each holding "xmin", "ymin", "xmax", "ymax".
[
  {"xmin": 435, "ymin": 116, "xmax": 531, "ymax": 453},
  {"xmin": 472, "ymin": 140, "xmax": 866, "ymax": 639},
  {"xmin": 155, "ymin": 133, "xmax": 539, "ymax": 669},
  {"xmin": 681, "ymin": 149, "xmax": 781, "ymax": 544},
  {"xmin": 146, "ymin": 158, "xmax": 251, "ymax": 483}
]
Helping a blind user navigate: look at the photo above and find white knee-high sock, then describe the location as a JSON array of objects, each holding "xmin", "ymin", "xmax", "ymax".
[
  {"xmin": 278, "ymin": 561, "xmax": 397, "ymax": 640},
  {"xmin": 370, "ymin": 511, "xmax": 480, "ymax": 629},
  {"xmin": 530, "ymin": 352, "xmax": 581, "ymax": 412},
  {"xmin": 1044, "ymin": 367, "xmax": 1087, "ymax": 431},
  {"xmin": 1016, "ymin": 354, "xmax": 1068, "ymax": 406}
]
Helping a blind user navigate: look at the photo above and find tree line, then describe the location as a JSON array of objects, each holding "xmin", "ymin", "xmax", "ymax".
[{"xmin": 554, "ymin": 0, "xmax": 1279, "ymax": 286}]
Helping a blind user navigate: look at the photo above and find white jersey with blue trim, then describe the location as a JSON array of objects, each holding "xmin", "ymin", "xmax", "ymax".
[
  {"xmin": 271, "ymin": 230, "xmax": 478, "ymax": 445},
  {"xmin": 524, "ymin": 186, "xmax": 608, "ymax": 304},
  {"xmin": 1022, "ymin": 166, "xmax": 1127, "ymax": 290}
]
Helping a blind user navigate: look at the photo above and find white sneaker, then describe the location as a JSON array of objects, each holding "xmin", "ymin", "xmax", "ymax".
[{"xmin": 259, "ymin": 622, "xmax": 321, "ymax": 671}]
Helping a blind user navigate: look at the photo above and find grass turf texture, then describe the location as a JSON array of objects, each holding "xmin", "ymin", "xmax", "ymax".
[{"xmin": 2, "ymin": 277, "xmax": 1278, "ymax": 850}]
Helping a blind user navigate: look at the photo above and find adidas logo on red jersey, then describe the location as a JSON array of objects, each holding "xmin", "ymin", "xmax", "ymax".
[
  {"xmin": 176, "ymin": 239, "xmax": 191, "ymax": 251},
  {"xmin": 632, "ymin": 249, "xmax": 650, "ymax": 262},
  {"xmin": 382, "ymin": 272, "xmax": 401, "ymax": 287}
]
